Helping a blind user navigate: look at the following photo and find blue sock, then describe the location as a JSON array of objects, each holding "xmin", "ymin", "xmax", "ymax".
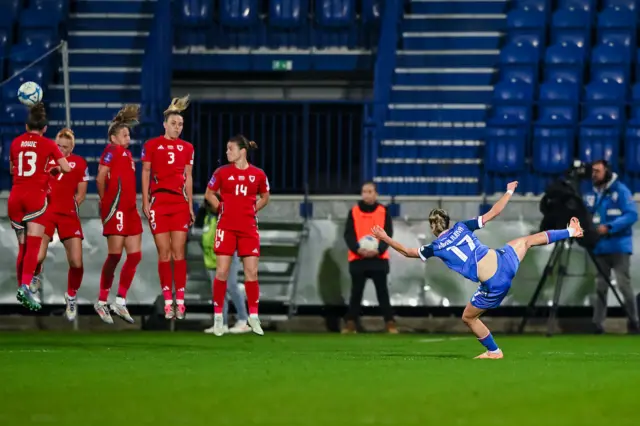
[
  {"xmin": 478, "ymin": 333, "xmax": 499, "ymax": 352},
  {"xmin": 545, "ymin": 229, "xmax": 571, "ymax": 244}
]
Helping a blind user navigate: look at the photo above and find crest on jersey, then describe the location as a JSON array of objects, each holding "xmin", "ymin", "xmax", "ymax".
[
  {"xmin": 215, "ymin": 241, "xmax": 220, "ymax": 248},
  {"xmin": 249, "ymin": 175, "xmax": 255, "ymax": 182},
  {"xmin": 117, "ymin": 224, "xmax": 123, "ymax": 232},
  {"xmin": 177, "ymin": 145, "xmax": 183, "ymax": 151},
  {"xmin": 104, "ymin": 152, "xmax": 113, "ymax": 164},
  {"xmin": 151, "ymin": 222, "xmax": 156, "ymax": 230},
  {"xmin": 69, "ymin": 162, "xmax": 76, "ymax": 168}
]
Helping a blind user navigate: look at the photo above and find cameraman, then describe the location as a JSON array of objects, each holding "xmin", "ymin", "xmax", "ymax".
[{"xmin": 583, "ymin": 160, "xmax": 640, "ymax": 333}]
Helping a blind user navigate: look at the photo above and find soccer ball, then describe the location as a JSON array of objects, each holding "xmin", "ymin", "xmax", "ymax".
[
  {"xmin": 17, "ymin": 81, "xmax": 43, "ymax": 107},
  {"xmin": 358, "ymin": 235, "xmax": 379, "ymax": 251}
]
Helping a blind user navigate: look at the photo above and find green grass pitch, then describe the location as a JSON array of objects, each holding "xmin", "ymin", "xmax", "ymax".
[{"xmin": 0, "ymin": 332, "xmax": 639, "ymax": 426}]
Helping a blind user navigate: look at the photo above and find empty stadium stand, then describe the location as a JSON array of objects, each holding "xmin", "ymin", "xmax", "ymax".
[{"xmin": 4, "ymin": 0, "xmax": 640, "ymax": 196}]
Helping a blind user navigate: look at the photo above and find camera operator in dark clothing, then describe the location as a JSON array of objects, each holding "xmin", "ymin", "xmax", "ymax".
[
  {"xmin": 342, "ymin": 182, "xmax": 397, "ymax": 334},
  {"xmin": 583, "ymin": 160, "xmax": 640, "ymax": 333}
]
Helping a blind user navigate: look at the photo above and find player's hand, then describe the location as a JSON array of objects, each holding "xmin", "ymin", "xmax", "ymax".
[
  {"xmin": 371, "ymin": 225, "xmax": 388, "ymax": 240},
  {"xmin": 506, "ymin": 181, "xmax": 518, "ymax": 192},
  {"xmin": 142, "ymin": 203, "xmax": 151, "ymax": 220},
  {"xmin": 189, "ymin": 208, "xmax": 196, "ymax": 226},
  {"xmin": 365, "ymin": 249, "xmax": 379, "ymax": 258},
  {"xmin": 597, "ymin": 224, "xmax": 609, "ymax": 235},
  {"xmin": 357, "ymin": 248, "xmax": 369, "ymax": 257},
  {"xmin": 49, "ymin": 166, "xmax": 61, "ymax": 177}
]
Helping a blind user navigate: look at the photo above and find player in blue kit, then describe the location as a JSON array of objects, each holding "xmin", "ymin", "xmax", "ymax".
[{"xmin": 371, "ymin": 181, "xmax": 584, "ymax": 359}]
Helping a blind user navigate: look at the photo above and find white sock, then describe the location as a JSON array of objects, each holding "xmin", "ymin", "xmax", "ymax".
[
  {"xmin": 490, "ymin": 348, "xmax": 501, "ymax": 353},
  {"xmin": 164, "ymin": 300, "xmax": 173, "ymax": 306},
  {"xmin": 567, "ymin": 226, "xmax": 576, "ymax": 237},
  {"xmin": 176, "ymin": 299, "xmax": 184, "ymax": 305},
  {"xmin": 250, "ymin": 314, "xmax": 259, "ymax": 319},
  {"xmin": 115, "ymin": 296, "xmax": 126, "ymax": 306}
]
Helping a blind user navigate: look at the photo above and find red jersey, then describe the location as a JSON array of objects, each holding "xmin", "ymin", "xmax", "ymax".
[
  {"xmin": 99, "ymin": 144, "xmax": 137, "ymax": 210},
  {"xmin": 10, "ymin": 132, "xmax": 63, "ymax": 190},
  {"xmin": 207, "ymin": 164, "xmax": 270, "ymax": 232},
  {"xmin": 141, "ymin": 136, "xmax": 194, "ymax": 198},
  {"xmin": 46, "ymin": 154, "xmax": 89, "ymax": 215}
]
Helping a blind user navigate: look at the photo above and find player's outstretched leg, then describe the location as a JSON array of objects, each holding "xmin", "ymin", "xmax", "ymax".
[
  {"xmin": 110, "ymin": 251, "xmax": 141, "ymax": 324},
  {"xmin": 95, "ymin": 252, "xmax": 121, "ymax": 324},
  {"xmin": 509, "ymin": 217, "xmax": 583, "ymax": 261},
  {"xmin": 461, "ymin": 303, "xmax": 503, "ymax": 359}
]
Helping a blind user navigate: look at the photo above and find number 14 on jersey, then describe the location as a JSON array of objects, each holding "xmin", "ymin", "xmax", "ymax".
[{"xmin": 235, "ymin": 184, "xmax": 247, "ymax": 196}]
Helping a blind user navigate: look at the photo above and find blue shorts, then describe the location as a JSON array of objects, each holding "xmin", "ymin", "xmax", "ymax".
[{"xmin": 470, "ymin": 244, "xmax": 521, "ymax": 310}]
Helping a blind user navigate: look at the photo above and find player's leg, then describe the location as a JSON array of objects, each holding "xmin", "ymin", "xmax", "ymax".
[
  {"xmin": 110, "ymin": 232, "xmax": 142, "ymax": 324},
  {"xmin": 508, "ymin": 217, "xmax": 583, "ymax": 262},
  {"xmin": 95, "ymin": 235, "xmax": 124, "ymax": 323},
  {"xmin": 211, "ymin": 228, "xmax": 237, "ymax": 336},
  {"xmin": 370, "ymin": 270, "xmax": 397, "ymax": 333},
  {"xmin": 18, "ymin": 200, "xmax": 49, "ymax": 311},
  {"xmin": 12, "ymin": 225, "xmax": 26, "ymax": 287},
  {"xmin": 238, "ymin": 231, "xmax": 263, "ymax": 335},
  {"xmin": 62, "ymin": 236, "xmax": 83, "ymax": 321},
  {"xmin": 153, "ymin": 230, "xmax": 175, "ymax": 317},
  {"xmin": 170, "ymin": 229, "xmax": 189, "ymax": 319},
  {"xmin": 228, "ymin": 253, "xmax": 251, "ymax": 333},
  {"xmin": 344, "ymin": 270, "xmax": 367, "ymax": 333},
  {"xmin": 461, "ymin": 303, "xmax": 503, "ymax": 359},
  {"xmin": 31, "ymin": 229, "xmax": 52, "ymax": 295},
  {"xmin": 8, "ymin": 193, "xmax": 26, "ymax": 287}
]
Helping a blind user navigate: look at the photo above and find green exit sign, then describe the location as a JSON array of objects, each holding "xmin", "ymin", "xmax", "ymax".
[{"xmin": 272, "ymin": 60, "xmax": 293, "ymax": 71}]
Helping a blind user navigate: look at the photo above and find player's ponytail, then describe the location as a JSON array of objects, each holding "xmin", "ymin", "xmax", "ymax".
[
  {"xmin": 429, "ymin": 208, "xmax": 450, "ymax": 236},
  {"xmin": 229, "ymin": 134, "xmax": 258, "ymax": 152},
  {"xmin": 26, "ymin": 102, "xmax": 48, "ymax": 132},
  {"xmin": 164, "ymin": 94, "xmax": 190, "ymax": 120},
  {"xmin": 108, "ymin": 104, "xmax": 140, "ymax": 140},
  {"xmin": 57, "ymin": 128, "xmax": 75, "ymax": 146}
]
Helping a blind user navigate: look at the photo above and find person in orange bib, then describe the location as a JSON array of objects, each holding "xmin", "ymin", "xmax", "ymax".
[{"xmin": 343, "ymin": 181, "xmax": 396, "ymax": 333}]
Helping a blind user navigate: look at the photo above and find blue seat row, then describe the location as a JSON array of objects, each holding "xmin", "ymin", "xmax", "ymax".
[{"xmin": 174, "ymin": 0, "xmax": 381, "ymax": 49}]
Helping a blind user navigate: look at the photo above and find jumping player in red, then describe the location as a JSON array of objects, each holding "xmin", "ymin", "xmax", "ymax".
[
  {"xmin": 204, "ymin": 134, "xmax": 270, "ymax": 336},
  {"xmin": 95, "ymin": 105, "xmax": 143, "ymax": 324},
  {"xmin": 30, "ymin": 128, "xmax": 88, "ymax": 320},
  {"xmin": 141, "ymin": 95, "xmax": 195, "ymax": 320},
  {"xmin": 8, "ymin": 103, "xmax": 71, "ymax": 310}
]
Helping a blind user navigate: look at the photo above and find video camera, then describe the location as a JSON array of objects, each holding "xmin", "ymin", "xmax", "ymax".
[{"xmin": 539, "ymin": 160, "xmax": 599, "ymax": 250}]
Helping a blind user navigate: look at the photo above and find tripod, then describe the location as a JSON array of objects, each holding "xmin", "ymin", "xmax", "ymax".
[{"xmin": 518, "ymin": 239, "xmax": 634, "ymax": 336}]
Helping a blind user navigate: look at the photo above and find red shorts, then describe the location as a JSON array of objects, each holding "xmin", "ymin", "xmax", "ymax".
[
  {"xmin": 7, "ymin": 188, "xmax": 49, "ymax": 230},
  {"xmin": 214, "ymin": 227, "xmax": 261, "ymax": 257},
  {"xmin": 101, "ymin": 205, "xmax": 143, "ymax": 237},
  {"xmin": 148, "ymin": 192, "xmax": 191, "ymax": 235},
  {"xmin": 44, "ymin": 211, "xmax": 84, "ymax": 240}
]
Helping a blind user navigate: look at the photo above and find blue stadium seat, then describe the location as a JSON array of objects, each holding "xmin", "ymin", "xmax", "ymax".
[
  {"xmin": 492, "ymin": 81, "xmax": 534, "ymax": 105},
  {"xmin": 543, "ymin": 43, "xmax": 584, "ymax": 86},
  {"xmin": 18, "ymin": 6, "xmax": 60, "ymax": 53},
  {"xmin": 8, "ymin": 46, "xmax": 49, "ymax": 84},
  {"xmin": 602, "ymin": 0, "xmax": 636, "ymax": 12},
  {"xmin": 314, "ymin": 0, "xmax": 356, "ymax": 49},
  {"xmin": 578, "ymin": 127, "xmax": 619, "ymax": 168},
  {"xmin": 513, "ymin": 0, "xmax": 549, "ymax": 13},
  {"xmin": 360, "ymin": 0, "xmax": 381, "ymax": 49},
  {"xmin": 219, "ymin": 0, "xmax": 260, "ymax": 48},
  {"xmin": 0, "ymin": 28, "xmax": 8, "ymax": 79},
  {"xmin": 581, "ymin": 82, "xmax": 625, "ymax": 125},
  {"xmin": 628, "ymin": 83, "xmax": 640, "ymax": 125},
  {"xmin": 267, "ymin": 0, "xmax": 309, "ymax": 49},
  {"xmin": 506, "ymin": 8, "xmax": 546, "ymax": 50},
  {"xmin": 3, "ymin": 104, "xmax": 28, "ymax": 124},
  {"xmin": 550, "ymin": 8, "xmax": 590, "ymax": 51},
  {"xmin": 31, "ymin": 0, "xmax": 67, "ymax": 19},
  {"xmin": 624, "ymin": 127, "xmax": 640, "ymax": 174},
  {"xmin": 590, "ymin": 42, "xmax": 630, "ymax": 85},
  {"xmin": 532, "ymin": 127, "xmax": 574, "ymax": 174},
  {"xmin": 498, "ymin": 42, "xmax": 539, "ymax": 85},
  {"xmin": 484, "ymin": 126, "xmax": 526, "ymax": 172},
  {"xmin": 174, "ymin": 0, "xmax": 213, "ymax": 48},
  {"xmin": 537, "ymin": 81, "xmax": 579, "ymax": 125},
  {"xmin": 596, "ymin": 7, "xmax": 636, "ymax": 55}
]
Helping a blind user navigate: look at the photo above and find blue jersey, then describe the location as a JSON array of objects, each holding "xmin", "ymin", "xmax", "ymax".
[{"xmin": 419, "ymin": 217, "xmax": 490, "ymax": 283}]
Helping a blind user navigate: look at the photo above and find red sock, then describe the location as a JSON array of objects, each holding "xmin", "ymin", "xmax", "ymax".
[
  {"xmin": 244, "ymin": 280, "xmax": 260, "ymax": 315},
  {"xmin": 99, "ymin": 253, "xmax": 122, "ymax": 302},
  {"xmin": 16, "ymin": 243, "xmax": 25, "ymax": 287},
  {"xmin": 117, "ymin": 252, "xmax": 141, "ymax": 299},
  {"xmin": 158, "ymin": 260, "xmax": 173, "ymax": 302},
  {"xmin": 174, "ymin": 259, "xmax": 187, "ymax": 303},
  {"xmin": 67, "ymin": 266, "xmax": 83, "ymax": 297},
  {"xmin": 21, "ymin": 236, "xmax": 42, "ymax": 287},
  {"xmin": 34, "ymin": 262, "xmax": 43, "ymax": 276},
  {"xmin": 213, "ymin": 278, "xmax": 227, "ymax": 314}
]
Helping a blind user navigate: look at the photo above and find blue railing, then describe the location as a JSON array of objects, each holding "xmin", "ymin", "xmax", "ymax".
[
  {"xmin": 141, "ymin": 0, "xmax": 172, "ymax": 133},
  {"xmin": 183, "ymin": 101, "xmax": 366, "ymax": 195},
  {"xmin": 365, "ymin": 0, "xmax": 403, "ymax": 181}
]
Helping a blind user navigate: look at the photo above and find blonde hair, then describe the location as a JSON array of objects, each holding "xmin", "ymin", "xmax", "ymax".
[
  {"xmin": 108, "ymin": 104, "xmax": 140, "ymax": 140},
  {"xmin": 164, "ymin": 95, "xmax": 190, "ymax": 119},
  {"xmin": 429, "ymin": 208, "xmax": 450, "ymax": 236},
  {"xmin": 56, "ymin": 128, "xmax": 75, "ymax": 146}
]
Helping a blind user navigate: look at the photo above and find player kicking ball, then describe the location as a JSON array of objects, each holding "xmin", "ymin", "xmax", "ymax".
[{"xmin": 371, "ymin": 182, "xmax": 583, "ymax": 359}]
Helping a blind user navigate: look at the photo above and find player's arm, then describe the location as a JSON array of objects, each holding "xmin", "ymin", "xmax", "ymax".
[
  {"xmin": 141, "ymin": 161, "xmax": 151, "ymax": 218},
  {"xmin": 371, "ymin": 225, "xmax": 420, "ymax": 258},
  {"xmin": 480, "ymin": 181, "xmax": 518, "ymax": 225},
  {"xmin": 8, "ymin": 159, "xmax": 12, "ymax": 175},
  {"xmin": 256, "ymin": 173, "xmax": 270, "ymax": 212},
  {"xmin": 75, "ymin": 162, "xmax": 89, "ymax": 206},
  {"xmin": 205, "ymin": 170, "xmax": 221, "ymax": 211},
  {"xmin": 96, "ymin": 165, "xmax": 109, "ymax": 199},
  {"xmin": 50, "ymin": 139, "xmax": 71, "ymax": 173},
  {"xmin": 185, "ymin": 164, "xmax": 195, "ymax": 223}
]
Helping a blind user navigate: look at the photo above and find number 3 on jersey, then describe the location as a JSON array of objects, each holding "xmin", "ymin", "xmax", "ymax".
[
  {"xmin": 446, "ymin": 235, "xmax": 476, "ymax": 262},
  {"xmin": 18, "ymin": 151, "xmax": 37, "ymax": 177},
  {"xmin": 235, "ymin": 184, "xmax": 247, "ymax": 196},
  {"xmin": 168, "ymin": 152, "xmax": 174, "ymax": 164}
]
